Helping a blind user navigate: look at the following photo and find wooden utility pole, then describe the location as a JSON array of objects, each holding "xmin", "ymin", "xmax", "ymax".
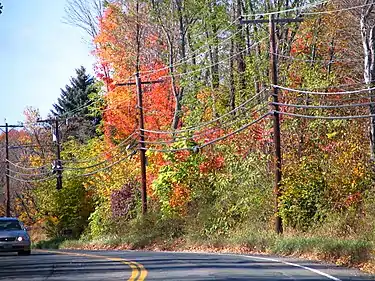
[
  {"xmin": 116, "ymin": 77, "xmax": 163, "ymax": 215},
  {"xmin": 54, "ymin": 119, "xmax": 62, "ymax": 190},
  {"xmin": 269, "ymin": 15, "xmax": 283, "ymax": 234},
  {"xmin": 37, "ymin": 118, "xmax": 62, "ymax": 190},
  {"xmin": 5, "ymin": 123, "xmax": 9, "ymax": 217},
  {"xmin": 0, "ymin": 123, "xmax": 24, "ymax": 217},
  {"xmin": 136, "ymin": 72, "xmax": 147, "ymax": 214},
  {"xmin": 240, "ymin": 15, "xmax": 303, "ymax": 234},
  {"xmin": 135, "ymin": 0, "xmax": 147, "ymax": 215}
]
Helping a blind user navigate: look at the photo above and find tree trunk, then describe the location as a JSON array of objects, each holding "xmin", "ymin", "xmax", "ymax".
[
  {"xmin": 171, "ymin": 0, "xmax": 187, "ymax": 130},
  {"xmin": 229, "ymin": 2, "xmax": 236, "ymax": 113},
  {"xmin": 327, "ymin": 38, "xmax": 335, "ymax": 76},
  {"xmin": 361, "ymin": 13, "xmax": 375, "ymax": 160},
  {"xmin": 187, "ymin": 32, "xmax": 197, "ymax": 66},
  {"xmin": 236, "ymin": 0, "xmax": 246, "ymax": 97}
]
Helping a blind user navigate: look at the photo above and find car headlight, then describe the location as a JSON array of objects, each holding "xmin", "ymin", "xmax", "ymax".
[{"xmin": 17, "ymin": 236, "xmax": 29, "ymax": 242}]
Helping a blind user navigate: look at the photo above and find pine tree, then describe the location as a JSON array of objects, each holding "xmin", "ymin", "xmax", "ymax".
[
  {"xmin": 51, "ymin": 66, "xmax": 101, "ymax": 142},
  {"xmin": 51, "ymin": 66, "xmax": 96, "ymax": 117}
]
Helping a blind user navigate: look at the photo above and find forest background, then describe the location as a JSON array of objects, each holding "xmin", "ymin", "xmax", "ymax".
[{"xmin": 1, "ymin": 0, "xmax": 375, "ymax": 270}]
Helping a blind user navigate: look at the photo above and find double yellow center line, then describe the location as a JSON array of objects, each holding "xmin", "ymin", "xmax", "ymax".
[{"xmin": 35, "ymin": 249, "xmax": 148, "ymax": 281}]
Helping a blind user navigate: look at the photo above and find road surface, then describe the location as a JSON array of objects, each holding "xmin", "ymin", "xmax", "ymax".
[{"xmin": 0, "ymin": 249, "xmax": 373, "ymax": 280}]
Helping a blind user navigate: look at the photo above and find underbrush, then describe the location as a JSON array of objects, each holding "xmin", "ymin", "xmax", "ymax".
[
  {"xmin": 272, "ymin": 236, "xmax": 372, "ymax": 265},
  {"xmin": 34, "ymin": 214, "xmax": 374, "ymax": 271},
  {"xmin": 32, "ymin": 237, "xmax": 68, "ymax": 249}
]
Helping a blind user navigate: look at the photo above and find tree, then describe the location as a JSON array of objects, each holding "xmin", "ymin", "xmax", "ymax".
[
  {"xmin": 151, "ymin": 0, "xmax": 200, "ymax": 129},
  {"xmin": 94, "ymin": 1, "xmax": 174, "ymax": 140},
  {"xmin": 51, "ymin": 66, "xmax": 101, "ymax": 142},
  {"xmin": 64, "ymin": 0, "xmax": 111, "ymax": 90},
  {"xmin": 358, "ymin": 0, "xmax": 375, "ymax": 160},
  {"xmin": 334, "ymin": 0, "xmax": 375, "ymax": 160},
  {"xmin": 64, "ymin": 0, "xmax": 105, "ymax": 39}
]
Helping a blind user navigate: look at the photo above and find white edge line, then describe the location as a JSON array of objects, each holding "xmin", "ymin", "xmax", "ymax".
[
  {"xmin": 237, "ymin": 254, "xmax": 342, "ymax": 281},
  {"xmin": 127, "ymin": 249, "xmax": 342, "ymax": 281}
]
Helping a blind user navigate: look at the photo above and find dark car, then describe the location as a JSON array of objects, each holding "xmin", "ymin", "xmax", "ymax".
[{"xmin": 0, "ymin": 217, "xmax": 31, "ymax": 255}]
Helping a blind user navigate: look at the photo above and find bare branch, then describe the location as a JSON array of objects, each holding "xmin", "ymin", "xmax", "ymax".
[{"xmin": 64, "ymin": 0, "xmax": 106, "ymax": 39}]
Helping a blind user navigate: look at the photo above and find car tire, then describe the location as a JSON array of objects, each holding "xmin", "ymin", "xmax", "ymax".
[{"xmin": 18, "ymin": 250, "xmax": 31, "ymax": 256}]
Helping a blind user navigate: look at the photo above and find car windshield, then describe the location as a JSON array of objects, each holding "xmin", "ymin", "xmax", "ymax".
[{"xmin": 0, "ymin": 220, "xmax": 22, "ymax": 231}]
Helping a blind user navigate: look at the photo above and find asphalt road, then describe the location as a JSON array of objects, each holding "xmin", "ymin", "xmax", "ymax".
[{"xmin": 0, "ymin": 250, "xmax": 374, "ymax": 281}]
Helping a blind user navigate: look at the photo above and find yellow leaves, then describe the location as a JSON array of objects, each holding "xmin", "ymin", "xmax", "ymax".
[
  {"xmin": 169, "ymin": 183, "xmax": 191, "ymax": 215},
  {"xmin": 196, "ymin": 89, "xmax": 211, "ymax": 101},
  {"xmin": 29, "ymin": 155, "xmax": 45, "ymax": 167},
  {"xmin": 326, "ymin": 132, "xmax": 338, "ymax": 139},
  {"xmin": 352, "ymin": 165, "xmax": 365, "ymax": 178}
]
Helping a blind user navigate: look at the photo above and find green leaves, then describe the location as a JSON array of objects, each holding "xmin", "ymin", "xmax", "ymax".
[{"xmin": 152, "ymin": 141, "xmax": 203, "ymax": 216}]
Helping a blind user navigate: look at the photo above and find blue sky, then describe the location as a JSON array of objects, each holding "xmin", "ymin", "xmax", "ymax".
[{"xmin": 0, "ymin": 0, "xmax": 95, "ymax": 124}]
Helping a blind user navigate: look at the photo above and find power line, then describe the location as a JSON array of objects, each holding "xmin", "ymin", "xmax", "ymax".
[
  {"xmin": 61, "ymin": 131, "xmax": 138, "ymax": 164},
  {"xmin": 139, "ymin": 17, "xmax": 242, "ymax": 75},
  {"xmin": 141, "ymin": 104, "xmax": 269, "ymax": 145},
  {"xmin": 58, "ymin": 99, "xmax": 97, "ymax": 118},
  {"xmin": 6, "ymin": 159, "xmax": 51, "ymax": 171},
  {"xmin": 276, "ymin": 111, "xmax": 375, "ymax": 120},
  {"xmin": 8, "ymin": 155, "xmax": 132, "ymax": 181},
  {"xmin": 74, "ymin": 38, "xmax": 268, "ymax": 120},
  {"xmin": 242, "ymin": 1, "xmax": 375, "ymax": 18},
  {"xmin": 142, "ymin": 101, "xmax": 270, "ymax": 143},
  {"xmin": 273, "ymin": 84, "xmax": 375, "ymax": 95},
  {"xmin": 128, "ymin": 37, "xmax": 268, "ymax": 81},
  {"xmin": 294, "ymin": 94, "xmax": 375, "ymax": 103},
  {"xmin": 302, "ymin": 2, "xmax": 375, "ymax": 15},
  {"xmin": 21, "ymin": 99, "xmax": 102, "ymax": 127},
  {"xmin": 273, "ymin": 52, "xmax": 363, "ymax": 63},
  {"xmin": 272, "ymin": 101, "xmax": 375, "ymax": 109},
  {"xmin": 295, "ymin": 81, "xmax": 372, "ymax": 90},
  {"xmin": 142, "ymin": 112, "xmax": 271, "ymax": 153},
  {"xmin": 66, "ymin": 154, "xmax": 132, "ymax": 178},
  {"xmin": 142, "ymin": 89, "xmax": 269, "ymax": 135},
  {"xmin": 3, "ymin": 135, "xmax": 134, "ymax": 171},
  {"xmin": 6, "ymin": 168, "xmax": 51, "ymax": 177},
  {"xmin": 7, "ymin": 174, "xmax": 56, "ymax": 183},
  {"xmin": 156, "ymin": 37, "xmax": 268, "ymax": 80},
  {"xmin": 84, "ymin": 37, "xmax": 267, "ymax": 130},
  {"xmin": 199, "ymin": 113, "xmax": 271, "ymax": 148},
  {"xmin": 62, "ymin": 146, "xmax": 136, "ymax": 170},
  {"xmin": 241, "ymin": 0, "xmax": 327, "ymax": 17}
]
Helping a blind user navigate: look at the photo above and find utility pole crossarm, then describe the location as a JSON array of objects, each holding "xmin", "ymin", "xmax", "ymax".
[
  {"xmin": 116, "ymin": 80, "xmax": 164, "ymax": 86},
  {"xmin": 0, "ymin": 125, "xmax": 23, "ymax": 128}
]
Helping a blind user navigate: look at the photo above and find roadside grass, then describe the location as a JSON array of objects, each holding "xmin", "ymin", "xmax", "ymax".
[
  {"xmin": 271, "ymin": 236, "xmax": 372, "ymax": 265},
  {"xmin": 36, "ymin": 230, "xmax": 373, "ymax": 269},
  {"xmin": 32, "ymin": 237, "xmax": 68, "ymax": 249},
  {"xmin": 225, "ymin": 227, "xmax": 277, "ymax": 252},
  {"xmin": 33, "ymin": 215, "xmax": 374, "ymax": 270}
]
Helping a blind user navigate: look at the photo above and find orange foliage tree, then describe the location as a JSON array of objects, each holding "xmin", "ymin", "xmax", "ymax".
[{"xmin": 94, "ymin": 2, "xmax": 174, "ymax": 141}]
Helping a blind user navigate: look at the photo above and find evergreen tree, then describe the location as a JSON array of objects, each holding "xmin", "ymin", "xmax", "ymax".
[
  {"xmin": 52, "ymin": 66, "xmax": 97, "ymax": 117},
  {"xmin": 51, "ymin": 66, "xmax": 101, "ymax": 142}
]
